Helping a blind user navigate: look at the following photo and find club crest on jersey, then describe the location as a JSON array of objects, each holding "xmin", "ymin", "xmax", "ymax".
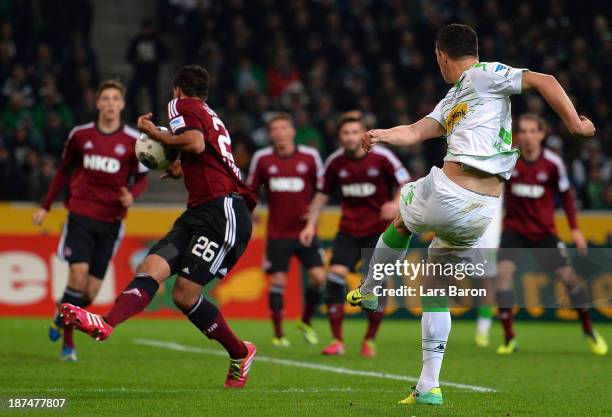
[
  {"xmin": 114, "ymin": 143, "xmax": 126, "ymax": 156},
  {"xmin": 339, "ymin": 169, "xmax": 349, "ymax": 178},
  {"xmin": 341, "ymin": 182, "xmax": 376, "ymax": 197},
  {"xmin": 296, "ymin": 162, "xmax": 308, "ymax": 174},
  {"xmin": 445, "ymin": 102, "xmax": 468, "ymax": 134},
  {"xmin": 536, "ymin": 171, "xmax": 548, "ymax": 182},
  {"xmin": 367, "ymin": 167, "xmax": 380, "ymax": 177},
  {"xmin": 83, "ymin": 154, "xmax": 121, "ymax": 173},
  {"xmin": 268, "ymin": 165, "xmax": 279, "ymax": 175},
  {"xmin": 84, "ymin": 140, "xmax": 94, "ymax": 150}
]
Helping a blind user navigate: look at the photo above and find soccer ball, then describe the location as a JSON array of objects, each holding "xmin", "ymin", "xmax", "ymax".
[{"xmin": 135, "ymin": 127, "xmax": 179, "ymax": 170}]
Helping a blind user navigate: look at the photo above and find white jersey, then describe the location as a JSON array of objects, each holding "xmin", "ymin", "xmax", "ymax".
[{"xmin": 427, "ymin": 61, "xmax": 526, "ymax": 180}]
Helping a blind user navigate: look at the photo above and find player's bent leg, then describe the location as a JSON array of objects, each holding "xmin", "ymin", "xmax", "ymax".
[
  {"xmin": 322, "ymin": 265, "xmax": 349, "ymax": 355},
  {"xmin": 61, "ymin": 254, "xmax": 168, "ymax": 341},
  {"xmin": 173, "ymin": 276, "xmax": 255, "ymax": 388},
  {"xmin": 297, "ymin": 267, "xmax": 324, "ymax": 345},
  {"xmin": 268, "ymin": 272, "xmax": 290, "ymax": 347}
]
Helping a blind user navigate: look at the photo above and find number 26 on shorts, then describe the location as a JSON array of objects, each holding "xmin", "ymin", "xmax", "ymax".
[{"xmin": 191, "ymin": 236, "xmax": 219, "ymax": 262}]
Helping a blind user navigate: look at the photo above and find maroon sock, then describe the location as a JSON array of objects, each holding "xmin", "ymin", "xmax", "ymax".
[
  {"xmin": 301, "ymin": 286, "xmax": 322, "ymax": 325},
  {"xmin": 63, "ymin": 325, "xmax": 75, "ymax": 349},
  {"xmin": 186, "ymin": 295, "xmax": 247, "ymax": 359},
  {"xmin": 104, "ymin": 275, "xmax": 159, "ymax": 327},
  {"xmin": 365, "ymin": 310, "xmax": 384, "ymax": 341},
  {"xmin": 576, "ymin": 308, "xmax": 593, "ymax": 336},
  {"xmin": 271, "ymin": 310, "xmax": 283, "ymax": 338},
  {"xmin": 498, "ymin": 307, "xmax": 515, "ymax": 343},
  {"xmin": 327, "ymin": 303, "xmax": 344, "ymax": 341}
]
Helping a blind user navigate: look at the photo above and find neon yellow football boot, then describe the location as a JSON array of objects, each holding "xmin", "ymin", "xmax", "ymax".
[
  {"xmin": 296, "ymin": 320, "xmax": 319, "ymax": 345},
  {"xmin": 346, "ymin": 288, "xmax": 378, "ymax": 311},
  {"xmin": 586, "ymin": 330, "xmax": 608, "ymax": 356},
  {"xmin": 398, "ymin": 386, "xmax": 443, "ymax": 405},
  {"xmin": 496, "ymin": 338, "xmax": 518, "ymax": 355}
]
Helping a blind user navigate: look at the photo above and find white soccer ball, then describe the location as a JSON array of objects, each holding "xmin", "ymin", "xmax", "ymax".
[{"xmin": 135, "ymin": 127, "xmax": 179, "ymax": 170}]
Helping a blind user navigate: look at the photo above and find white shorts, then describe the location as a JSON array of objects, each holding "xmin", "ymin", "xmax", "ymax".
[
  {"xmin": 474, "ymin": 193, "xmax": 503, "ymax": 276},
  {"xmin": 399, "ymin": 166, "xmax": 500, "ymax": 254}
]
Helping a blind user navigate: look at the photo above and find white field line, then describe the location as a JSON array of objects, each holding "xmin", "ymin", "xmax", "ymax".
[
  {"xmin": 0, "ymin": 387, "xmax": 386, "ymax": 394},
  {"xmin": 134, "ymin": 338, "xmax": 498, "ymax": 393}
]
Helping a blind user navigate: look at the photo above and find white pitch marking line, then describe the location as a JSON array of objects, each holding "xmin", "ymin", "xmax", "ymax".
[{"xmin": 134, "ymin": 338, "xmax": 498, "ymax": 393}]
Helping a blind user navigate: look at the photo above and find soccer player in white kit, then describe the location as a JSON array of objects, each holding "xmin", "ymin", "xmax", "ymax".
[{"xmin": 347, "ymin": 23, "xmax": 595, "ymax": 405}]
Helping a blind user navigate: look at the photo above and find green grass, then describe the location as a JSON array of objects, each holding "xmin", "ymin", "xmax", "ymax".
[{"xmin": 1, "ymin": 317, "xmax": 610, "ymax": 417}]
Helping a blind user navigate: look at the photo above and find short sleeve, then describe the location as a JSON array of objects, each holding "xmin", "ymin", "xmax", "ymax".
[
  {"xmin": 168, "ymin": 98, "xmax": 202, "ymax": 134},
  {"xmin": 470, "ymin": 62, "xmax": 526, "ymax": 97},
  {"xmin": 426, "ymin": 99, "xmax": 446, "ymax": 130},
  {"xmin": 247, "ymin": 152, "xmax": 264, "ymax": 190},
  {"xmin": 319, "ymin": 159, "xmax": 337, "ymax": 195}
]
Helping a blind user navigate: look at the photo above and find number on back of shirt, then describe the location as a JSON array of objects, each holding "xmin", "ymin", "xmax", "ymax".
[{"xmin": 192, "ymin": 236, "xmax": 219, "ymax": 262}]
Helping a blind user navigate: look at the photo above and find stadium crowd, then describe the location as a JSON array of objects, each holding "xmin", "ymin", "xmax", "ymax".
[{"xmin": 1, "ymin": 0, "xmax": 611, "ymax": 209}]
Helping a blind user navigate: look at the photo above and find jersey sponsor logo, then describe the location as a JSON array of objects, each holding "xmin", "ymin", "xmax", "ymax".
[
  {"xmin": 296, "ymin": 162, "xmax": 308, "ymax": 174},
  {"xmin": 511, "ymin": 183, "xmax": 545, "ymax": 199},
  {"xmin": 268, "ymin": 165, "xmax": 279, "ymax": 174},
  {"xmin": 169, "ymin": 116, "xmax": 186, "ymax": 133},
  {"xmin": 114, "ymin": 143, "xmax": 126, "ymax": 156},
  {"xmin": 269, "ymin": 177, "xmax": 305, "ymax": 192},
  {"xmin": 341, "ymin": 182, "xmax": 377, "ymax": 197},
  {"xmin": 367, "ymin": 167, "xmax": 379, "ymax": 177},
  {"xmin": 84, "ymin": 140, "xmax": 94, "ymax": 149},
  {"xmin": 536, "ymin": 171, "xmax": 548, "ymax": 182},
  {"xmin": 445, "ymin": 102, "xmax": 468, "ymax": 134},
  {"xmin": 83, "ymin": 154, "xmax": 121, "ymax": 173},
  {"xmin": 339, "ymin": 169, "xmax": 349, "ymax": 178}
]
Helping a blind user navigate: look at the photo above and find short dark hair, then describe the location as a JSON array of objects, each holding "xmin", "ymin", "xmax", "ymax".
[
  {"xmin": 173, "ymin": 65, "xmax": 209, "ymax": 100},
  {"xmin": 435, "ymin": 23, "xmax": 478, "ymax": 59},
  {"xmin": 338, "ymin": 110, "xmax": 365, "ymax": 129},
  {"xmin": 267, "ymin": 112, "xmax": 294, "ymax": 129},
  {"xmin": 96, "ymin": 79, "xmax": 126, "ymax": 99}
]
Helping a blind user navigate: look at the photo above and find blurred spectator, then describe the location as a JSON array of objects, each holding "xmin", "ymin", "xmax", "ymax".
[{"xmin": 126, "ymin": 19, "xmax": 167, "ymax": 122}]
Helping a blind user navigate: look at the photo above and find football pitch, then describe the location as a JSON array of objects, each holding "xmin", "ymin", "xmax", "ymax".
[{"xmin": 1, "ymin": 317, "xmax": 610, "ymax": 417}]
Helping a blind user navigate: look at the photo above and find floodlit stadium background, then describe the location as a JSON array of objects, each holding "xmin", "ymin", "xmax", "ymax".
[{"xmin": 1, "ymin": 0, "xmax": 611, "ymax": 319}]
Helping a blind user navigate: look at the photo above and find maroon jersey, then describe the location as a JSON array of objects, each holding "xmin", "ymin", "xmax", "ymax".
[
  {"xmin": 167, "ymin": 98, "xmax": 256, "ymax": 210},
  {"xmin": 320, "ymin": 146, "xmax": 410, "ymax": 237},
  {"xmin": 504, "ymin": 148, "xmax": 578, "ymax": 241},
  {"xmin": 42, "ymin": 123, "xmax": 148, "ymax": 222},
  {"xmin": 247, "ymin": 145, "xmax": 323, "ymax": 239}
]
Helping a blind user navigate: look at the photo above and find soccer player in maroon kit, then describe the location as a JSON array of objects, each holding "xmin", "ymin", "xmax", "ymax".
[
  {"xmin": 300, "ymin": 111, "xmax": 410, "ymax": 356},
  {"xmin": 32, "ymin": 80, "xmax": 148, "ymax": 362},
  {"xmin": 248, "ymin": 113, "xmax": 326, "ymax": 347},
  {"xmin": 61, "ymin": 65, "xmax": 260, "ymax": 387},
  {"xmin": 495, "ymin": 113, "xmax": 608, "ymax": 355}
]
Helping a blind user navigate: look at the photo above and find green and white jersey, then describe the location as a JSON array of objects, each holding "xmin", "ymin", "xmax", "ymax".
[{"xmin": 427, "ymin": 61, "xmax": 526, "ymax": 180}]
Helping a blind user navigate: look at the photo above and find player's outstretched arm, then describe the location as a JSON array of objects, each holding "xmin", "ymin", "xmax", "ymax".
[
  {"xmin": 138, "ymin": 113, "xmax": 204, "ymax": 153},
  {"xmin": 299, "ymin": 192, "xmax": 329, "ymax": 247},
  {"xmin": 363, "ymin": 117, "xmax": 444, "ymax": 151},
  {"xmin": 522, "ymin": 72, "xmax": 595, "ymax": 137}
]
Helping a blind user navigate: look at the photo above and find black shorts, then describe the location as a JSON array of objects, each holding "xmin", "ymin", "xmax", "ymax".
[
  {"xmin": 58, "ymin": 212, "xmax": 123, "ymax": 279},
  {"xmin": 499, "ymin": 229, "xmax": 570, "ymax": 271},
  {"xmin": 265, "ymin": 238, "xmax": 324, "ymax": 273},
  {"xmin": 149, "ymin": 195, "xmax": 252, "ymax": 286},
  {"xmin": 330, "ymin": 231, "xmax": 380, "ymax": 273}
]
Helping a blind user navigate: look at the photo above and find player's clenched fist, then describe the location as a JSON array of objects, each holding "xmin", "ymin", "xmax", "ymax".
[
  {"xmin": 299, "ymin": 224, "xmax": 316, "ymax": 247},
  {"xmin": 137, "ymin": 113, "xmax": 157, "ymax": 137},
  {"xmin": 161, "ymin": 160, "xmax": 183, "ymax": 180},
  {"xmin": 32, "ymin": 208, "xmax": 48, "ymax": 226},
  {"xmin": 572, "ymin": 116, "xmax": 595, "ymax": 137}
]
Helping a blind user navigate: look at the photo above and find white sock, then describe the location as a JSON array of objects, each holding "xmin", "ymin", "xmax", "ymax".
[
  {"xmin": 416, "ymin": 311, "xmax": 451, "ymax": 393},
  {"xmin": 360, "ymin": 235, "xmax": 408, "ymax": 294},
  {"xmin": 476, "ymin": 316, "xmax": 492, "ymax": 336}
]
